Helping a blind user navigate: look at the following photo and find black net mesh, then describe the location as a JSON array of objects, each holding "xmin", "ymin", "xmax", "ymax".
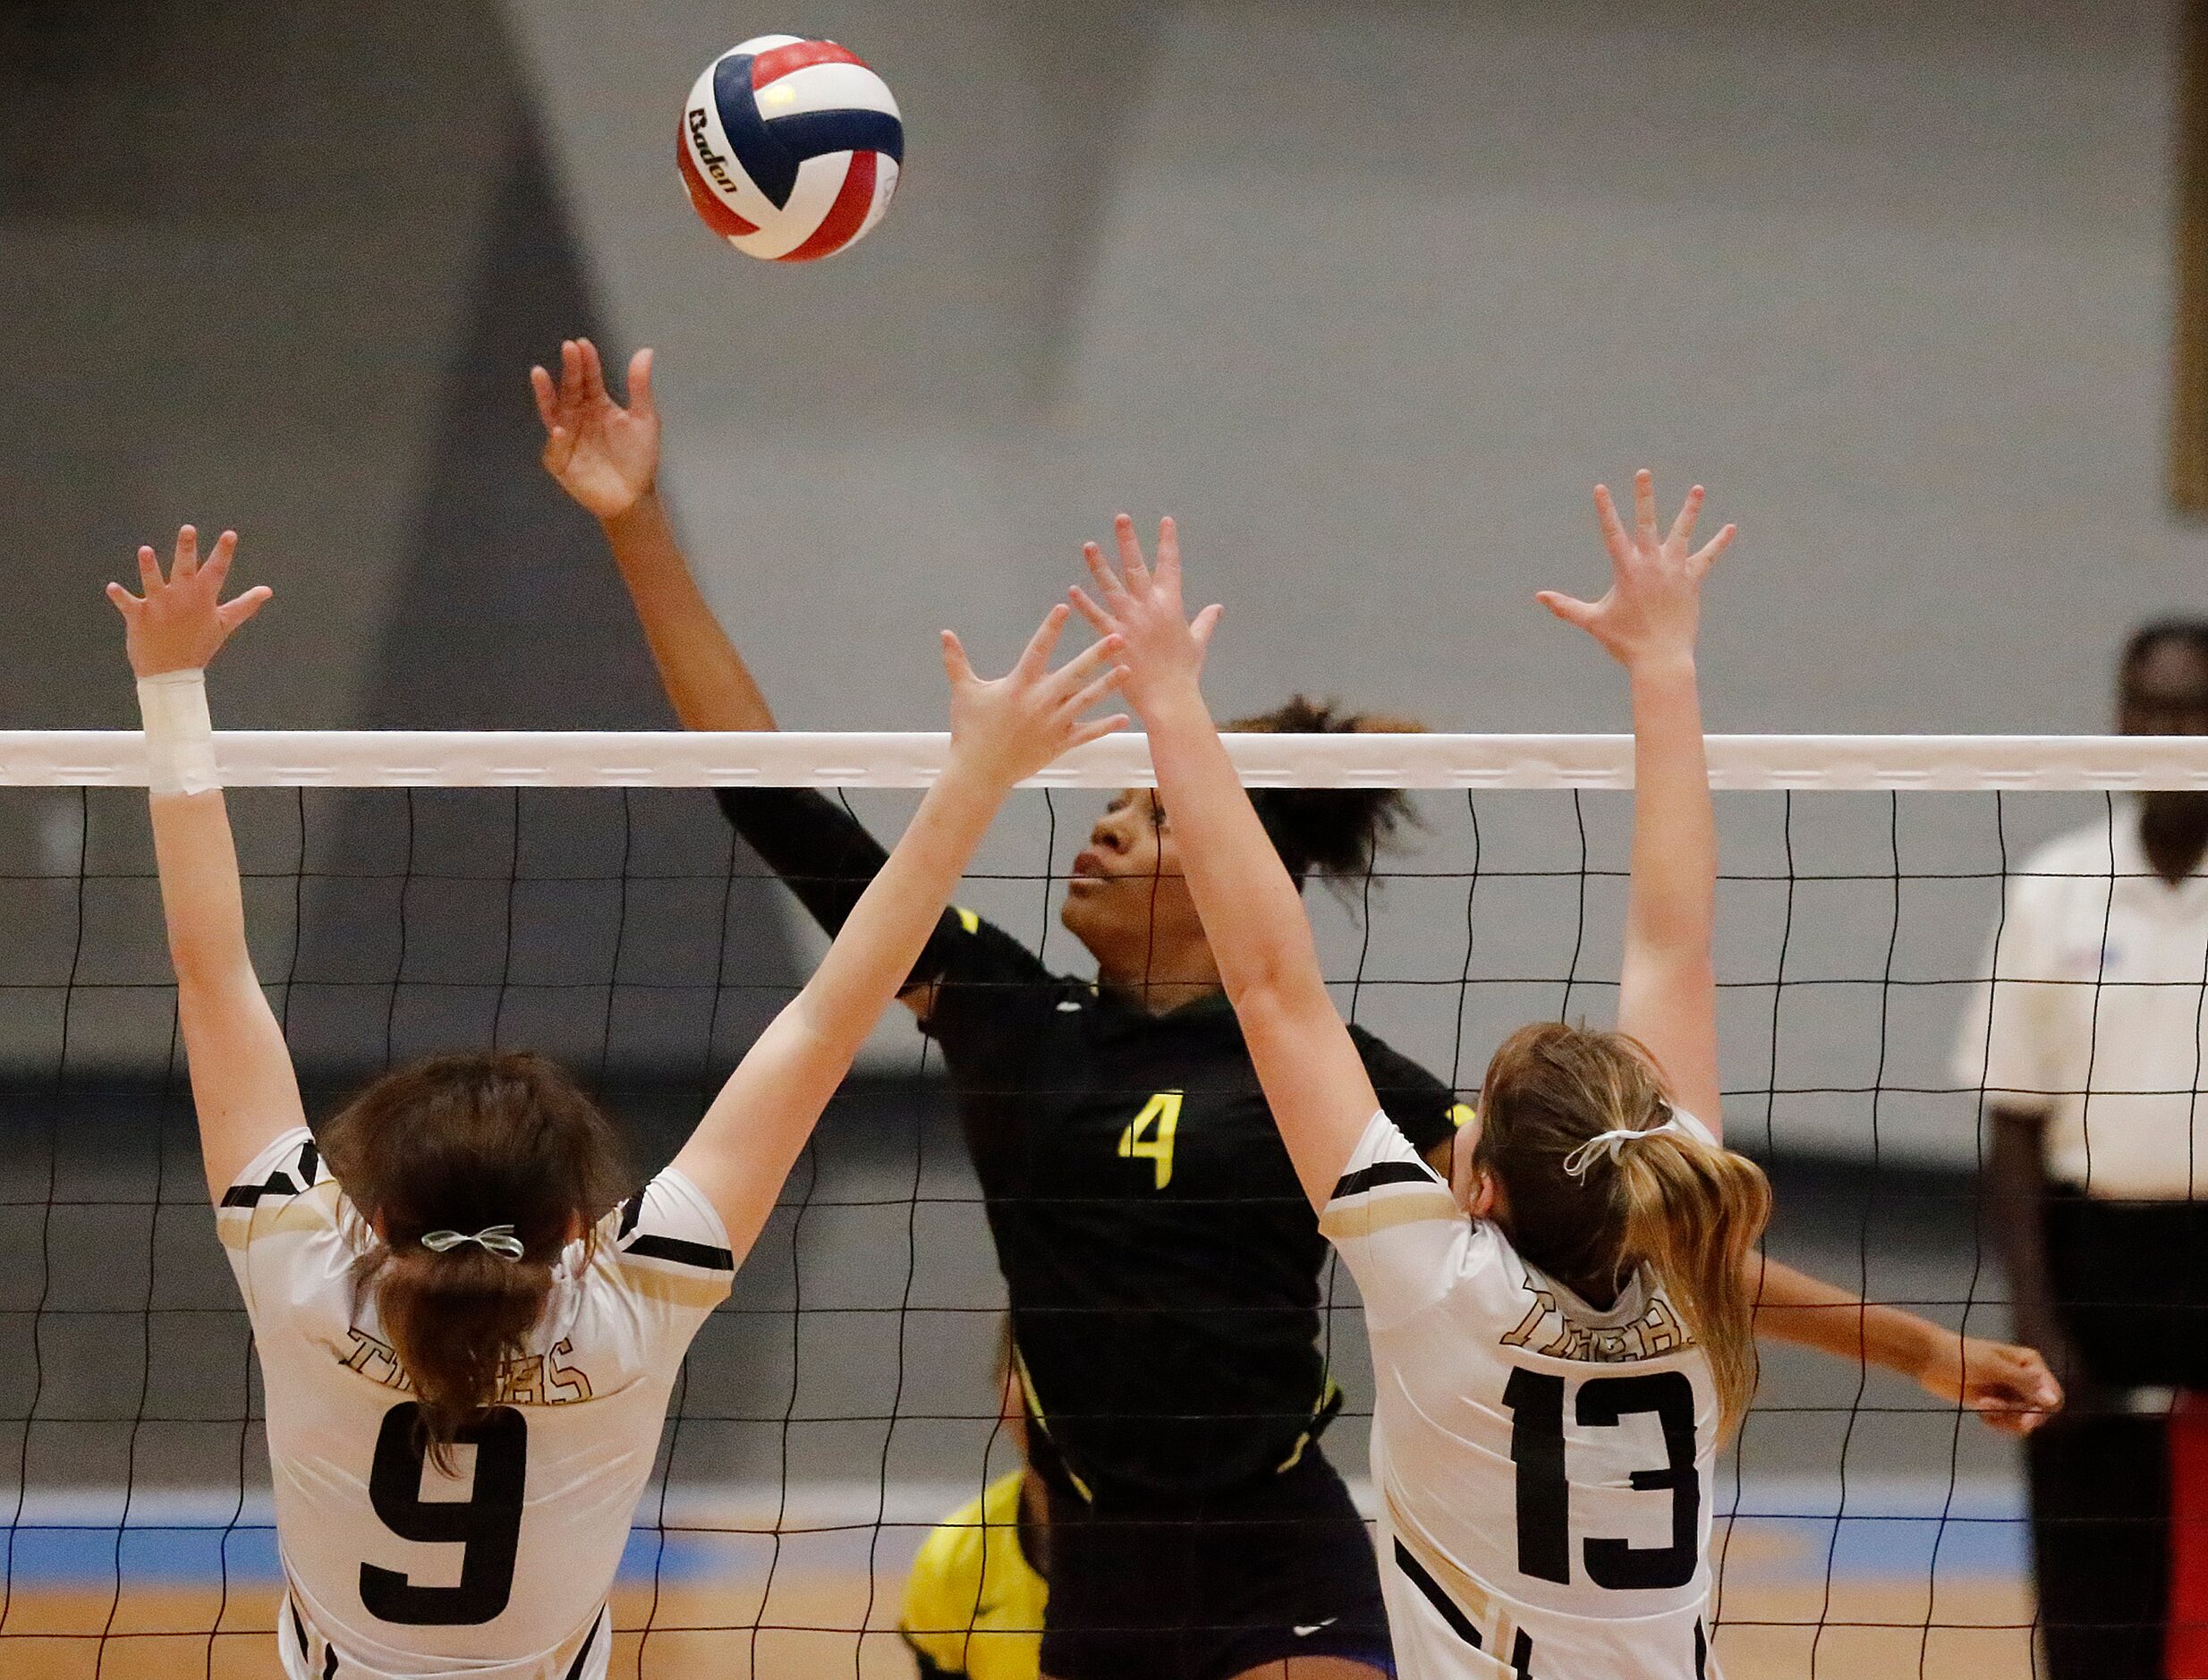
[{"xmin": 0, "ymin": 776, "xmax": 2173, "ymax": 1677}]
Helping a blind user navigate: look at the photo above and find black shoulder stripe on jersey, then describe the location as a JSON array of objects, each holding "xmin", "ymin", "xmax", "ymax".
[
  {"xmin": 221, "ymin": 1170, "xmax": 301, "ymax": 1209},
  {"xmin": 323, "ymin": 1640, "xmax": 338, "ymax": 1677},
  {"xmin": 1392, "ymin": 1538, "xmax": 1483, "ymax": 1650},
  {"xmin": 616, "ymin": 1194, "xmax": 642, "ymax": 1239},
  {"xmin": 565, "ymin": 1608, "xmax": 606, "ymax": 1679},
  {"xmin": 1330, "ymin": 1160, "xmax": 1439, "ymax": 1201},
  {"xmin": 296, "ymin": 1139, "xmax": 320, "ymax": 1186},
  {"xmin": 622, "ymin": 1232, "xmax": 735, "ymax": 1272},
  {"xmin": 290, "ymin": 1597, "xmax": 309, "ymax": 1663},
  {"xmin": 1694, "ymin": 1617, "xmax": 1708, "ymax": 1678}
]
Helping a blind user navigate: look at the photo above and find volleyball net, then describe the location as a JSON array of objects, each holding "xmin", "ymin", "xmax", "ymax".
[{"xmin": 3, "ymin": 728, "xmax": 2204, "ymax": 1678}]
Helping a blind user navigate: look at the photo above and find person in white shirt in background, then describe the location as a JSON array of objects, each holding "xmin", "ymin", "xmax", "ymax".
[{"xmin": 1958, "ymin": 619, "xmax": 2208, "ymax": 1680}]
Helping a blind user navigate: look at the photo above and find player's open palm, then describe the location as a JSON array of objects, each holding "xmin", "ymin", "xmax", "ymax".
[
  {"xmin": 531, "ymin": 337, "xmax": 659, "ymax": 518},
  {"xmin": 106, "ymin": 526, "xmax": 271, "ymax": 678},
  {"xmin": 1068, "ymin": 513, "xmax": 1224, "ymax": 718},
  {"xmin": 940, "ymin": 603, "xmax": 1130, "ymax": 788},
  {"xmin": 1539, "ymin": 469, "xmax": 1736, "ymax": 672}
]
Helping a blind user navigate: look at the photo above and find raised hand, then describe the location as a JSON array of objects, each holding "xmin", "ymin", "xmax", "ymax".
[
  {"xmin": 939, "ymin": 604, "xmax": 1130, "ymax": 787},
  {"xmin": 106, "ymin": 527, "xmax": 271, "ymax": 678},
  {"xmin": 531, "ymin": 337, "xmax": 659, "ymax": 519},
  {"xmin": 1539, "ymin": 469, "xmax": 1736, "ymax": 671},
  {"xmin": 1915, "ymin": 1335, "xmax": 2065, "ymax": 1437},
  {"xmin": 1066, "ymin": 513, "xmax": 1224, "ymax": 717}
]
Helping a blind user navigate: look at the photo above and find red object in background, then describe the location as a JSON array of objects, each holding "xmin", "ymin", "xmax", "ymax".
[{"xmin": 2170, "ymin": 1395, "xmax": 2208, "ymax": 1677}]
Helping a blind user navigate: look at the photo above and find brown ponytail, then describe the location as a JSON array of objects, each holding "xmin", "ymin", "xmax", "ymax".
[
  {"xmin": 324, "ymin": 1052, "xmax": 630, "ymax": 1470},
  {"xmin": 1476, "ymin": 1022, "xmax": 1772, "ymax": 1438}
]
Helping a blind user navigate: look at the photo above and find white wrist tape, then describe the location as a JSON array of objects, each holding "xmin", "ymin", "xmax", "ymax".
[{"xmin": 136, "ymin": 671, "xmax": 220, "ymax": 797}]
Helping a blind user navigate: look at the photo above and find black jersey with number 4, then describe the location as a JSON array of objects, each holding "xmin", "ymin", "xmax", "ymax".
[{"xmin": 718, "ymin": 788, "xmax": 1464, "ymax": 1502}]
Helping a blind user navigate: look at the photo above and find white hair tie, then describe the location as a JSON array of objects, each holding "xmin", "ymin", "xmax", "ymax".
[
  {"xmin": 1559, "ymin": 1113, "xmax": 1698, "ymax": 1182},
  {"xmin": 420, "ymin": 1224, "xmax": 526, "ymax": 1261}
]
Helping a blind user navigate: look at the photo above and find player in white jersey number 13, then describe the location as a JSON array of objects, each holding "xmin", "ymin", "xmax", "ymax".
[
  {"xmin": 1070, "ymin": 477, "xmax": 2065, "ymax": 1680},
  {"xmin": 107, "ymin": 527, "xmax": 1130, "ymax": 1679}
]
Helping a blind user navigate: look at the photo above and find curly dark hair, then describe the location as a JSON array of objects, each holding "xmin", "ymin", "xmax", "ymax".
[{"xmin": 1225, "ymin": 695, "xmax": 1423, "ymax": 887}]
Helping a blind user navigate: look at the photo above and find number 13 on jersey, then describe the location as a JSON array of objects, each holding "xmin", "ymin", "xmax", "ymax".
[{"xmin": 1117, "ymin": 1091, "xmax": 1182, "ymax": 1189}]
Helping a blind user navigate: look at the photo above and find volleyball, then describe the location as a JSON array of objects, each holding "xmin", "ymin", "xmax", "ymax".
[{"xmin": 676, "ymin": 34, "xmax": 903, "ymax": 263}]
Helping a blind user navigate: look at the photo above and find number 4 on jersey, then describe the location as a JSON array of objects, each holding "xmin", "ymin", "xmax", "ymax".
[{"xmin": 1117, "ymin": 1091, "xmax": 1182, "ymax": 1189}]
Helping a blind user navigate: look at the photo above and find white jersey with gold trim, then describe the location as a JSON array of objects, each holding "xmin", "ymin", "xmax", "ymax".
[
  {"xmin": 217, "ymin": 1128, "xmax": 735, "ymax": 1679},
  {"xmin": 1321, "ymin": 1111, "xmax": 1720, "ymax": 1680}
]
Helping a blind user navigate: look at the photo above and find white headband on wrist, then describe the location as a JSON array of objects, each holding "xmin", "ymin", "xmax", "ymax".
[{"xmin": 136, "ymin": 671, "xmax": 220, "ymax": 797}]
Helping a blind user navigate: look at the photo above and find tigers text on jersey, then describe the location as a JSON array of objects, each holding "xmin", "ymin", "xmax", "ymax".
[
  {"xmin": 217, "ymin": 1130, "xmax": 735, "ymax": 1679},
  {"xmin": 1321, "ymin": 1113, "xmax": 1718, "ymax": 1680}
]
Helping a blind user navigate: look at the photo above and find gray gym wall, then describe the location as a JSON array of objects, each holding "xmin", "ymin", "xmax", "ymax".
[
  {"xmin": 2, "ymin": 0, "xmax": 2201, "ymax": 1163},
  {"xmin": 0, "ymin": 0, "xmax": 2159, "ymax": 1506}
]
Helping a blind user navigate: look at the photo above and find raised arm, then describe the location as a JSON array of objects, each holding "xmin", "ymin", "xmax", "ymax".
[
  {"xmin": 533, "ymin": 340, "xmax": 980, "ymax": 1019},
  {"xmin": 671, "ymin": 607, "xmax": 1127, "ymax": 1254},
  {"xmin": 1749, "ymin": 1255, "xmax": 2062, "ymax": 1435},
  {"xmin": 1537, "ymin": 471, "xmax": 1734, "ymax": 1131},
  {"xmin": 531, "ymin": 337, "xmax": 775, "ymax": 732},
  {"xmin": 1072, "ymin": 517, "xmax": 1378, "ymax": 1209},
  {"xmin": 106, "ymin": 528, "xmax": 298, "ymax": 1201}
]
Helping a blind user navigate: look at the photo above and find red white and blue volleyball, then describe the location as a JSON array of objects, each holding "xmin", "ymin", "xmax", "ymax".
[{"xmin": 677, "ymin": 34, "xmax": 903, "ymax": 263}]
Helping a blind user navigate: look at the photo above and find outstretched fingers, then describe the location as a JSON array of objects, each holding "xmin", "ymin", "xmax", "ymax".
[
  {"xmin": 1014, "ymin": 602, "xmax": 1072, "ymax": 676},
  {"xmin": 200, "ymin": 530, "xmax": 239, "ymax": 593},
  {"xmin": 1190, "ymin": 601, "xmax": 1224, "ymax": 649},
  {"xmin": 217, "ymin": 585, "xmax": 274, "ymax": 631},
  {"xmin": 172, "ymin": 525, "xmax": 200, "ymax": 581},
  {"xmin": 1066, "ymin": 583, "xmax": 1114, "ymax": 638},
  {"xmin": 1631, "ymin": 468, "xmax": 1660, "ymax": 548},
  {"xmin": 1152, "ymin": 515, "xmax": 1180, "ymax": 590},
  {"xmin": 1689, "ymin": 522, "xmax": 1738, "ymax": 573},
  {"xmin": 939, "ymin": 629, "xmax": 976, "ymax": 687},
  {"xmin": 627, "ymin": 347, "xmax": 656, "ymax": 420},
  {"xmin": 1059, "ymin": 662, "xmax": 1131, "ymax": 724},
  {"xmin": 1065, "ymin": 710, "xmax": 1132, "ymax": 751},
  {"xmin": 105, "ymin": 581, "xmax": 142, "ymax": 618},
  {"xmin": 529, "ymin": 364, "xmax": 559, "ymax": 432},
  {"xmin": 1111, "ymin": 513, "xmax": 1151, "ymax": 592},
  {"xmin": 136, "ymin": 543, "xmax": 162, "ymax": 594},
  {"xmin": 1535, "ymin": 589, "xmax": 1599, "ymax": 631},
  {"xmin": 1081, "ymin": 540, "xmax": 1130, "ymax": 607},
  {"xmin": 579, "ymin": 337, "xmax": 610, "ymax": 404},
  {"xmin": 1040, "ymin": 630, "xmax": 1124, "ymax": 704},
  {"xmin": 1592, "ymin": 484, "xmax": 1632, "ymax": 568},
  {"xmin": 1666, "ymin": 485, "xmax": 1705, "ymax": 551}
]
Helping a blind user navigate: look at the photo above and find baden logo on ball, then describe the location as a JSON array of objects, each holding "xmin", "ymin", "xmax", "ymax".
[{"xmin": 677, "ymin": 33, "xmax": 904, "ymax": 263}]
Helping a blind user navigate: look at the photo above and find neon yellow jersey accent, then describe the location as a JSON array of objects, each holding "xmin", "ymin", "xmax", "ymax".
[
  {"xmin": 953, "ymin": 905, "xmax": 981, "ymax": 935},
  {"xmin": 899, "ymin": 1471, "xmax": 1046, "ymax": 1680},
  {"xmin": 1450, "ymin": 1102, "xmax": 1477, "ymax": 1130}
]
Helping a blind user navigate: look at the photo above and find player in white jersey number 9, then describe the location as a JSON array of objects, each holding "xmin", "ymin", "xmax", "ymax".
[
  {"xmin": 106, "ymin": 528, "xmax": 1128, "ymax": 1680},
  {"xmin": 1071, "ymin": 479, "xmax": 2065, "ymax": 1680}
]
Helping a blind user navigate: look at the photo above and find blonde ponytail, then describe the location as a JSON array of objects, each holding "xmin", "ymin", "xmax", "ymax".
[
  {"xmin": 1477, "ymin": 1021, "xmax": 1774, "ymax": 1440},
  {"xmin": 1616, "ymin": 1133, "xmax": 1771, "ymax": 1438}
]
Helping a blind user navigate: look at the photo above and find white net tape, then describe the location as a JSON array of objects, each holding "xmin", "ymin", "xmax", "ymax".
[{"xmin": 4, "ymin": 729, "xmax": 2207, "ymax": 789}]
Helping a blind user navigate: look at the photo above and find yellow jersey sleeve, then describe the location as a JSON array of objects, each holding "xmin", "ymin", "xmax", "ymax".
[{"xmin": 899, "ymin": 1471, "xmax": 1046, "ymax": 1680}]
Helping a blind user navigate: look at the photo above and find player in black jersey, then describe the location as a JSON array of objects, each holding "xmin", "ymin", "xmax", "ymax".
[
  {"xmin": 531, "ymin": 341, "xmax": 2064, "ymax": 1680},
  {"xmin": 535, "ymin": 340, "xmax": 1439, "ymax": 1679}
]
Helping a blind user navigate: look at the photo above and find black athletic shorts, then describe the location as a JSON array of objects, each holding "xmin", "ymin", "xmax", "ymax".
[
  {"xmin": 1036, "ymin": 1446, "xmax": 1394, "ymax": 1680},
  {"xmin": 2044, "ymin": 1189, "xmax": 2208, "ymax": 1388}
]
